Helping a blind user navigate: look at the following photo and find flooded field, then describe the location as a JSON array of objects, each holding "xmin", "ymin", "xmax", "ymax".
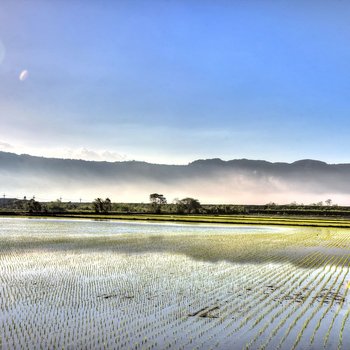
[{"xmin": 1, "ymin": 218, "xmax": 350, "ymax": 349}]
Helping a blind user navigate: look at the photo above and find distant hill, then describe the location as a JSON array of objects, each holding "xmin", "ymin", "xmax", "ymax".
[{"xmin": 1, "ymin": 151, "xmax": 349, "ymax": 204}]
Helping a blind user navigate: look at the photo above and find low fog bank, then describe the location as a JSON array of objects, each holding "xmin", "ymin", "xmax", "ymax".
[{"xmin": 1, "ymin": 151, "xmax": 350, "ymax": 204}]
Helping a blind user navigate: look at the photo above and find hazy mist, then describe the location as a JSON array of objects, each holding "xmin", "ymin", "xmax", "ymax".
[{"xmin": 1, "ymin": 152, "xmax": 350, "ymax": 205}]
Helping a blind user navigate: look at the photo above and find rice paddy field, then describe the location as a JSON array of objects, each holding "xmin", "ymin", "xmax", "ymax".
[{"xmin": 1, "ymin": 217, "xmax": 350, "ymax": 349}]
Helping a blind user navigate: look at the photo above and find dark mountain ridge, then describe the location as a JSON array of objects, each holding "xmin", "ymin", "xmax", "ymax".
[{"xmin": 0, "ymin": 151, "xmax": 344, "ymax": 171}]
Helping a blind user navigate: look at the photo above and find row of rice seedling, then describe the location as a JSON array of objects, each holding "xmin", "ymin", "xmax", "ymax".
[
  {"xmin": 222, "ymin": 229, "xmax": 326, "ymax": 333},
  {"xmin": 243, "ymin": 252, "xmax": 325, "ymax": 346},
  {"xmin": 180, "ymin": 261, "xmax": 283, "ymax": 346},
  {"xmin": 1, "ymin": 218, "xmax": 350, "ymax": 349},
  {"xmin": 182, "ymin": 228, "xmax": 332, "ymax": 346},
  {"xmin": 247, "ymin": 232, "xmax": 350, "ymax": 349},
  {"xmin": 247, "ymin": 257, "xmax": 333, "ymax": 348},
  {"xmin": 289, "ymin": 256, "xmax": 349, "ymax": 350},
  {"xmin": 272, "ymin": 237, "xmax": 350, "ymax": 348},
  {"xmin": 309, "ymin": 258, "xmax": 350, "ymax": 345},
  {"xmin": 323, "ymin": 261, "xmax": 350, "ymax": 347},
  {"xmin": 257, "ymin": 255, "xmax": 337, "ymax": 350},
  {"xmin": 234, "ymin": 252, "xmax": 319, "ymax": 331}
]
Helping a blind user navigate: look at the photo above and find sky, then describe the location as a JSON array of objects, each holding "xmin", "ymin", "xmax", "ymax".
[{"xmin": 1, "ymin": 0, "xmax": 350, "ymax": 164}]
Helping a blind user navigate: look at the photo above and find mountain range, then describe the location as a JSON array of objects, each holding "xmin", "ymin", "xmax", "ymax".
[{"xmin": 1, "ymin": 151, "xmax": 349, "ymax": 204}]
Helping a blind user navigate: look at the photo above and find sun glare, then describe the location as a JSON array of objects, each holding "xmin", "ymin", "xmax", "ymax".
[{"xmin": 19, "ymin": 69, "xmax": 29, "ymax": 81}]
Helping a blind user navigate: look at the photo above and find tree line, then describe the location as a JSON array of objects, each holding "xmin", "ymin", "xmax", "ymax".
[
  {"xmin": 0, "ymin": 194, "xmax": 203, "ymax": 215},
  {"xmin": 1, "ymin": 195, "xmax": 348, "ymax": 217}
]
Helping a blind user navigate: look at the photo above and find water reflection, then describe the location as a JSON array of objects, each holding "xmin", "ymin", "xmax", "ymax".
[{"xmin": 1, "ymin": 218, "xmax": 350, "ymax": 269}]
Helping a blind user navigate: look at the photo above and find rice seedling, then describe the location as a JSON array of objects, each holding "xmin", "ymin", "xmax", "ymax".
[{"xmin": 0, "ymin": 218, "xmax": 350, "ymax": 349}]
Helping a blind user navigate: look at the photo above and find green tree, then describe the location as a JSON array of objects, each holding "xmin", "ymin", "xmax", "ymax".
[
  {"xmin": 175, "ymin": 197, "xmax": 201, "ymax": 214},
  {"xmin": 27, "ymin": 199, "xmax": 42, "ymax": 213},
  {"xmin": 93, "ymin": 198, "xmax": 103, "ymax": 213},
  {"xmin": 93, "ymin": 198, "xmax": 112, "ymax": 213},
  {"xmin": 149, "ymin": 193, "xmax": 167, "ymax": 204},
  {"xmin": 149, "ymin": 193, "xmax": 167, "ymax": 214},
  {"xmin": 325, "ymin": 199, "xmax": 332, "ymax": 206},
  {"xmin": 104, "ymin": 198, "xmax": 112, "ymax": 213},
  {"xmin": 48, "ymin": 199, "xmax": 66, "ymax": 213}
]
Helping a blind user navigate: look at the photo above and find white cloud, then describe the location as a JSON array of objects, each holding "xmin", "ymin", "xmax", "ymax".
[
  {"xmin": 63, "ymin": 147, "xmax": 127, "ymax": 162},
  {"xmin": 0, "ymin": 141, "xmax": 14, "ymax": 150},
  {"xmin": 0, "ymin": 142, "xmax": 128, "ymax": 162}
]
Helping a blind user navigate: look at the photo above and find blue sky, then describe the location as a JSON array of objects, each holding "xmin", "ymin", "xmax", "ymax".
[{"xmin": 1, "ymin": 0, "xmax": 350, "ymax": 164}]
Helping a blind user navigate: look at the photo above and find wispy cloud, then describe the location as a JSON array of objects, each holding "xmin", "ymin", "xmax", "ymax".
[
  {"xmin": 0, "ymin": 141, "xmax": 14, "ymax": 150},
  {"xmin": 0, "ymin": 142, "xmax": 127, "ymax": 162},
  {"xmin": 62, "ymin": 147, "xmax": 127, "ymax": 162}
]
